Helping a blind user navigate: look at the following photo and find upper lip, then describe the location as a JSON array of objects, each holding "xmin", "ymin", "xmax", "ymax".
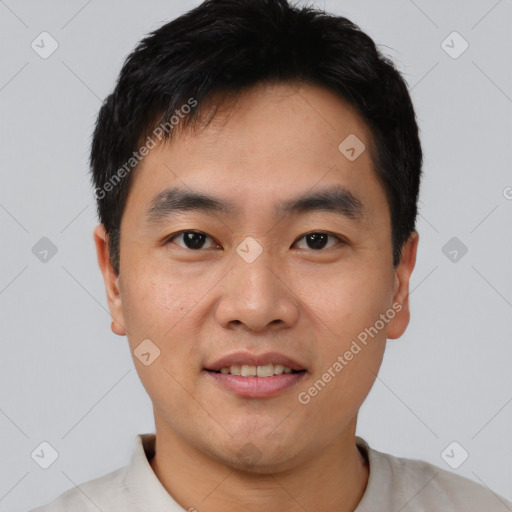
[{"xmin": 205, "ymin": 351, "xmax": 307, "ymax": 372}]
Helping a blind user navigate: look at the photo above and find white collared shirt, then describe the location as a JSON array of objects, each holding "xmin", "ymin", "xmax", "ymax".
[{"xmin": 29, "ymin": 433, "xmax": 512, "ymax": 511}]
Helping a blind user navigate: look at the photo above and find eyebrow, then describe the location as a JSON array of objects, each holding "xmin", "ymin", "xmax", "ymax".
[{"xmin": 145, "ymin": 185, "xmax": 366, "ymax": 225}]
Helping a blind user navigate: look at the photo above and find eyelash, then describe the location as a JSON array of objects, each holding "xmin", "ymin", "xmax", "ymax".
[{"xmin": 165, "ymin": 230, "xmax": 346, "ymax": 251}]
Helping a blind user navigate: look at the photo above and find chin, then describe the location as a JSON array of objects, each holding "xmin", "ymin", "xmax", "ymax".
[
  {"xmin": 205, "ymin": 432, "xmax": 308, "ymax": 474},
  {"xmin": 217, "ymin": 447, "xmax": 305, "ymax": 475}
]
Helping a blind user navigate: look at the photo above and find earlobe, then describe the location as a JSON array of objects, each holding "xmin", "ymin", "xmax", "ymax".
[
  {"xmin": 111, "ymin": 320, "xmax": 126, "ymax": 336},
  {"xmin": 387, "ymin": 231, "xmax": 419, "ymax": 340},
  {"xmin": 93, "ymin": 224, "xmax": 127, "ymax": 336}
]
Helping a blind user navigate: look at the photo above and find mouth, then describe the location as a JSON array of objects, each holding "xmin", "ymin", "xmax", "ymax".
[
  {"xmin": 208, "ymin": 364, "xmax": 306, "ymax": 377},
  {"xmin": 203, "ymin": 352, "xmax": 308, "ymax": 398}
]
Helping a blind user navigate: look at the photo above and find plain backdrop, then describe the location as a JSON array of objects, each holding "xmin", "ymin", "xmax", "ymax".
[{"xmin": 0, "ymin": 0, "xmax": 511, "ymax": 510}]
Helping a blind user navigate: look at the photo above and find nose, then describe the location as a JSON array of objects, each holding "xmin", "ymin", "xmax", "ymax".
[{"xmin": 214, "ymin": 245, "xmax": 299, "ymax": 333}]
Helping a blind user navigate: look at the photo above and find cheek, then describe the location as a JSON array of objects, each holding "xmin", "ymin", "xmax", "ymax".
[
  {"xmin": 120, "ymin": 264, "xmax": 208, "ymax": 397},
  {"xmin": 120, "ymin": 270, "xmax": 204, "ymax": 423},
  {"xmin": 295, "ymin": 320, "xmax": 386, "ymax": 431},
  {"xmin": 298, "ymin": 263, "xmax": 391, "ymax": 408},
  {"xmin": 301, "ymin": 264, "xmax": 393, "ymax": 342},
  {"xmin": 120, "ymin": 262, "xmax": 198, "ymax": 341}
]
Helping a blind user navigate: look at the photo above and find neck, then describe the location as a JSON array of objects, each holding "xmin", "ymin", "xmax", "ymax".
[{"xmin": 149, "ymin": 418, "xmax": 369, "ymax": 512}]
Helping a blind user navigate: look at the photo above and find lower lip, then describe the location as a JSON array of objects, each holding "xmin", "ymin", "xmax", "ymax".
[{"xmin": 205, "ymin": 370, "xmax": 307, "ymax": 398}]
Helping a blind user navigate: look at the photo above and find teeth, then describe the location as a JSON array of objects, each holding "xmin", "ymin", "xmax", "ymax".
[
  {"xmin": 241, "ymin": 365, "xmax": 257, "ymax": 377},
  {"xmin": 273, "ymin": 364, "xmax": 284, "ymax": 375},
  {"xmin": 217, "ymin": 364, "xmax": 297, "ymax": 377},
  {"xmin": 257, "ymin": 364, "xmax": 274, "ymax": 377}
]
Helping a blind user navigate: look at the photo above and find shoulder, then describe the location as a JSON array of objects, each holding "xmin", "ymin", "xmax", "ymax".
[
  {"xmin": 27, "ymin": 465, "xmax": 130, "ymax": 512},
  {"xmin": 357, "ymin": 438, "xmax": 512, "ymax": 512},
  {"xmin": 388, "ymin": 453, "xmax": 509, "ymax": 510}
]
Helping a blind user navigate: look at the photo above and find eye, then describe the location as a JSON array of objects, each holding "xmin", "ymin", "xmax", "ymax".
[
  {"xmin": 166, "ymin": 231, "xmax": 220, "ymax": 250},
  {"xmin": 165, "ymin": 230, "xmax": 344, "ymax": 251},
  {"xmin": 293, "ymin": 232, "xmax": 344, "ymax": 251}
]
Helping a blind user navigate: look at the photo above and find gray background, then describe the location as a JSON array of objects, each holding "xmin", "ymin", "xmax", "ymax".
[{"xmin": 0, "ymin": 0, "xmax": 511, "ymax": 510}]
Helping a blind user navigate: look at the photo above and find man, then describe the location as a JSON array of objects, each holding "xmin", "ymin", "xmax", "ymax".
[{"xmin": 30, "ymin": 0, "xmax": 511, "ymax": 510}]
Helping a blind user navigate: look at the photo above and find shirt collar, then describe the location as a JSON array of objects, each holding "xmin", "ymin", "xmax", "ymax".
[
  {"xmin": 123, "ymin": 433, "xmax": 384, "ymax": 511},
  {"xmin": 123, "ymin": 433, "xmax": 185, "ymax": 510},
  {"xmin": 354, "ymin": 436, "xmax": 398, "ymax": 511}
]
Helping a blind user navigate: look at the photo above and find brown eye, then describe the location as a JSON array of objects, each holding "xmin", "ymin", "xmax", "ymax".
[
  {"xmin": 293, "ymin": 232, "xmax": 342, "ymax": 251},
  {"xmin": 167, "ymin": 231, "xmax": 219, "ymax": 250}
]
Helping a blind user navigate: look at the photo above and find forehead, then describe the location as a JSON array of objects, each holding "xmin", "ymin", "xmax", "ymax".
[{"xmin": 123, "ymin": 82, "xmax": 388, "ymax": 227}]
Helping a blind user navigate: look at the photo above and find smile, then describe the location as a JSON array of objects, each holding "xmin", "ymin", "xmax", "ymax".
[
  {"xmin": 204, "ymin": 366, "xmax": 307, "ymax": 398},
  {"xmin": 215, "ymin": 364, "xmax": 302, "ymax": 377}
]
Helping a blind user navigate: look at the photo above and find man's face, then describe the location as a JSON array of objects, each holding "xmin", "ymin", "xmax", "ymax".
[{"xmin": 96, "ymin": 82, "xmax": 417, "ymax": 472}]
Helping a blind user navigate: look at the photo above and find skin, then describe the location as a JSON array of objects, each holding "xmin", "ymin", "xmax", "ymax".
[{"xmin": 95, "ymin": 81, "xmax": 418, "ymax": 512}]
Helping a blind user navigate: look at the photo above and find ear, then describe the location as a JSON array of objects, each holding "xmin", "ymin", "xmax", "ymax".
[
  {"xmin": 387, "ymin": 231, "xmax": 419, "ymax": 340},
  {"xmin": 93, "ymin": 224, "xmax": 127, "ymax": 336}
]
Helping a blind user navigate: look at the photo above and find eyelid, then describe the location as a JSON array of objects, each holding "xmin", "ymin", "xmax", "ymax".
[
  {"xmin": 165, "ymin": 229, "xmax": 346, "ymax": 251},
  {"xmin": 165, "ymin": 230, "xmax": 220, "ymax": 249},
  {"xmin": 293, "ymin": 231, "xmax": 346, "ymax": 249}
]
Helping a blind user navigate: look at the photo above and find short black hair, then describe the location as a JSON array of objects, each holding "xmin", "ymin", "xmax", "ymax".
[{"xmin": 90, "ymin": 0, "xmax": 422, "ymax": 275}]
